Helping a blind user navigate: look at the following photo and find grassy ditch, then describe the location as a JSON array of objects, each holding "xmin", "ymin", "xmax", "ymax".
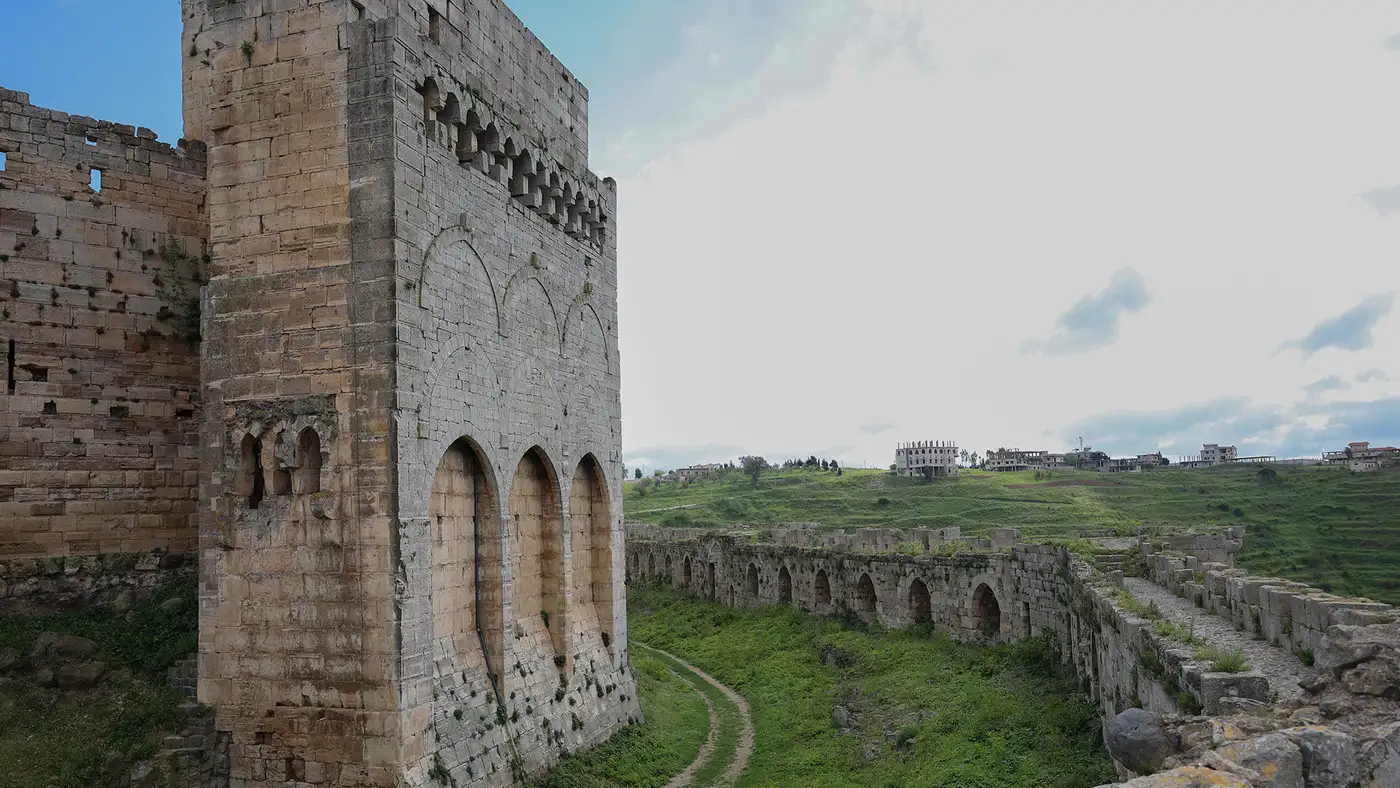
[
  {"xmin": 624, "ymin": 584, "xmax": 1113, "ymax": 788},
  {"xmin": 0, "ymin": 577, "xmax": 197, "ymax": 788},
  {"xmin": 637, "ymin": 645, "xmax": 747, "ymax": 788},
  {"xmin": 533, "ymin": 652, "xmax": 710, "ymax": 788}
]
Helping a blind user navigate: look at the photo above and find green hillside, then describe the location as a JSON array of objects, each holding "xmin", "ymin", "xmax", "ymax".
[{"xmin": 623, "ymin": 465, "xmax": 1400, "ymax": 605}]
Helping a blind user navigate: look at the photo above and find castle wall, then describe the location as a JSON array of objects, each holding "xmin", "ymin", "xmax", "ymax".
[
  {"xmin": 185, "ymin": 2, "xmax": 402, "ymax": 785},
  {"xmin": 0, "ymin": 87, "xmax": 205, "ymax": 561},
  {"xmin": 185, "ymin": 1, "xmax": 634, "ymax": 785},
  {"xmin": 381, "ymin": 1, "xmax": 637, "ymax": 783},
  {"xmin": 625, "ymin": 532, "xmax": 1275, "ymax": 722}
]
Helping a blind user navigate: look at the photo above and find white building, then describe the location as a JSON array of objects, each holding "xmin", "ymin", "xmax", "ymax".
[
  {"xmin": 1323, "ymin": 441, "xmax": 1400, "ymax": 472},
  {"xmin": 985, "ymin": 448, "xmax": 1048, "ymax": 472},
  {"xmin": 1201, "ymin": 444, "xmax": 1238, "ymax": 465},
  {"xmin": 1175, "ymin": 443, "xmax": 1239, "ymax": 469},
  {"xmin": 896, "ymin": 440, "xmax": 959, "ymax": 478}
]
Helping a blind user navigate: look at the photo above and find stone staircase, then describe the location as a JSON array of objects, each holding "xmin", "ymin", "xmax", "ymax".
[{"xmin": 1090, "ymin": 553, "xmax": 1128, "ymax": 573}]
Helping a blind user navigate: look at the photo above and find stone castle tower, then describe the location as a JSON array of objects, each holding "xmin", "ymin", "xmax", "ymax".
[
  {"xmin": 185, "ymin": 0, "xmax": 636, "ymax": 783},
  {"xmin": 186, "ymin": 1, "xmax": 637, "ymax": 783},
  {"xmin": 0, "ymin": 0, "xmax": 635, "ymax": 784}
]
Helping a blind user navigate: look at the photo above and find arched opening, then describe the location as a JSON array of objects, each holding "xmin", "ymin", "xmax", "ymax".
[
  {"xmin": 778, "ymin": 566, "xmax": 792, "ymax": 604},
  {"xmin": 745, "ymin": 563, "xmax": 759, "ymax": 598},
  {"xmin": 510, "ymin": 447, "xmax": 565, "ymax": 659},
  {"xmin": 707, "ymin": 563, "xmax": 716, "ymax": 600},
  {"xmin": 570, "ymin": 455, "xmax": 613, "ymax": 650},
  {"xmin": 683, "ymin": 557, "xmax": 693, "ymax": 587},
  {"xmin": 814, "ymin": 569, "xmax": 831, "ymax": 609},
  {"xmin": 271, "ymin": 430, "xmax": 292, "ymax": 495},
  {"xmin": 295, "ymin": 427, "xmax": 322, "ymax": 494},
  {"xmin": 425, "ymin": 436, "xmax": 504, "ymax": 691},
  {"xmin": 237, "ymin": 433, "xmax": 265, "ymax": 509},
  {"xmin": 437, "ymin": 93, "xmax": 461, "ymax": 151},
  {"xmin": 664, "ymin": 555, "xmax": 673, "ymax": 579},
  {"xmin": 648, "ymin": 554, "xmax": 656, "ymax": 575},
  {"xmin": 972, "ymin": 583, "xmax": 1002, "ymax": 639},
  {"xmin": 908, "ymin": 578, "xmax": 931, "ymax": 625},
  {"xmin": 419, "ymin": 77, "xmax": 441, "ymax": 142},
  {"xmin": 430, "ymin": 439, "xmax": 502, "ymax": 679},
  {"xmin": 856, "ymin": 573, "xmax": 877, "ymax": 614}
]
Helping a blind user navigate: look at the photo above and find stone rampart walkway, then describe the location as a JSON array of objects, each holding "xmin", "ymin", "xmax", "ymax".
[{"xmin": 1121, "ymin": 577, "xmax": 1307, "ymax": 702}]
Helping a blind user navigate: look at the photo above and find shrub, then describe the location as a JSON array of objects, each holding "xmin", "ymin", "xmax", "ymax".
[
  {"xmin": 895, "ymin": 724, "xmax": 919, "ymax": 749},
  {"xmin": 1175, "ymin": 690, "xmax": 1203, "ymax": 715},
  {"xmin": 1294, "ymin": 648, "xmax": 1315, "ymax": 666}
]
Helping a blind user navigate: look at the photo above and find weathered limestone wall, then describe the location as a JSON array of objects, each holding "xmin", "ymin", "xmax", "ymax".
[
  {"xmin": 1144, "ymin": 550, "xmax": 1395, "ymax": 662},
  {"xmin": 625, "ymin": 531, "xmax": 1270, "ymax": 721},
  {"xmin": 0, "ymin": 550, "xmax": 194, "ymax": 615},
  {"xmin": 0, "ymin": 87, "xmax": 206, "ymax": 561},
  {"xmin": 186, "ymin": 1, "xmax": 401, "ymax": 785},
  {"xmin": 187, "ymin": 1, "xmax": 634, "ymax": 786},
  {"xmin": 384, "ymin": 0, "xmax": 637, "ymax": 783}
]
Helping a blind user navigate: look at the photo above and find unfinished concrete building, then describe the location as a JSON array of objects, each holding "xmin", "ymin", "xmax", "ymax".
[
  {"xmin": 894, "ymin": 440, "xmax": 958, "ymax": 478},
  {"xmin": 1, "ymin": 0, "xmax": 637, "ymax": 784}
]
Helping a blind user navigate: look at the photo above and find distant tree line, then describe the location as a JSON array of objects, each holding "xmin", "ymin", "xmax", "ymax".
[{"xmin": 779, "ymin": 456, "xmax": 841, "ymax": 474}]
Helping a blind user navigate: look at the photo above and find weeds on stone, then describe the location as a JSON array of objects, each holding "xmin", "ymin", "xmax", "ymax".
[
  {"xmin": 1193, "ymin": 646, "xmax": 1248, "ymax": 673},
  {"xmin": 1151, "ymin": 619, "xmax": 1204, "ymax": 647},
  {"xmin": 1111, "ymin": 587, "xmax": 1163, "ymax": 621}
]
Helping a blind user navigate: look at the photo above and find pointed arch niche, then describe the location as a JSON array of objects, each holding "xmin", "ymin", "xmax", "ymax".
[
  {"xmin": 570, "ymin": 454, "xmax": 614, "ymax": 650},
  {"xmin": 510, "ymin": 447, "xmax": 567, "ymax": 660},
  {"xmin": 430, "ymin": 439, "xmax": 503, "ymax": 680}
]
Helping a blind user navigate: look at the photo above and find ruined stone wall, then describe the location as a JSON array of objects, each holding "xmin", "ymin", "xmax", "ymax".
[
  {"xmin": 625, "ymin": 533, "xmax": 1275, "ymax": 722},
  {"xmin": 0, "ymin": 87, "xmax": 205, "ymax": 561},
  {"xmin": 1144, "ymin": 551, "xmax": 1394, "ymax": 663},
  {"xmin": 384, "ymin": 0, "xmax": 637, "ymax": 783}
]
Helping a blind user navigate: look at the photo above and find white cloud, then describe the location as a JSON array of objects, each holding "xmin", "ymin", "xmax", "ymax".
[{"xmin": 614, "ymin": 0, "xmax": 1400, "ymax": 468}]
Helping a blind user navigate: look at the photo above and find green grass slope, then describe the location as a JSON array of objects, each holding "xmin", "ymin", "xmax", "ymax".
[
  {"xmin": 0, "ymin": 578, "xmax": 197, "ymax": 788},
  {"xmin": 625, "ymin": 584, "xmax": 1112, "ymax": 788},
  {"xmin": 624, "ymin": 465, "xmax": 1400, "ymax": 604},
  {"xmin": 533, "ymin": 652, "xmax": 709, "ymax": 788}
]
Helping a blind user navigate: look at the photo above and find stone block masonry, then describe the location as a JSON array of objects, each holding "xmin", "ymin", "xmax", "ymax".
[
  {"xmin": 627, "ymin": 530, "xmax": 1400, "ymax": 784},
  {"xmin": 4, "ymin": 0, "xmax": 637, "ymax": 784},
  {"xmin": 185, "ymin": 0, "xmax": 636, "ymax": 786},
  {"xmin": 0, "ymin": 86, "xmax": 206, "ymax": 561}
]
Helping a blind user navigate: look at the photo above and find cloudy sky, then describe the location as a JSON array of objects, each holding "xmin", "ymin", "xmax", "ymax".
[{"xmin": 6, "ymin": 2, "xmax": 1398, "ymax": 472}]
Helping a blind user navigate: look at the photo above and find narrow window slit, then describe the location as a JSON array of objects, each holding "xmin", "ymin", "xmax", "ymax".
[{"xmin": 89, "ymin": 169, "xmax": 102, "ymax": 192}]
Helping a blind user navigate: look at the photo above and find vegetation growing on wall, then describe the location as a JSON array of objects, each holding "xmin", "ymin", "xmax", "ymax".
[{"xmin": 532, "ymin": 653, "xmax": 708, "ymax": 787}]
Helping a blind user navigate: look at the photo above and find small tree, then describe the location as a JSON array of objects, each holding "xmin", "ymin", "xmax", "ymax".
[
  {"xmin": 821, "ymin": 459, "xmax": 830, "ymax": 470},
  {"xmin": 830, "ymin": 459, "xmax": 841, "ymax": 475},
  {"xmin": 960, "ymin": 449, "xmax": 970, "ymax": 467},
  {"xmin": 634, "ymin": 467, "xmax": 642, "ymax": 480},
  {"xmin": 806, "ymin": 455, "xmax": 819, "ymax": 468},
  {"xmin": 740, "ymin": 455, "xmax": 769, "ymax": 486}
]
